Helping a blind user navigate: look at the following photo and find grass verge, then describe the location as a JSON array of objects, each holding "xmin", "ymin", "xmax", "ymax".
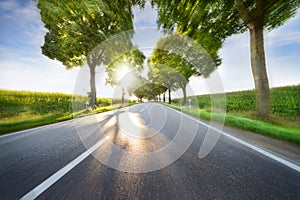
[
  {"xmin": 0, "ymin": 104, "xmax": 132, "ymax": 136},
  {"xmin": 163, "ymin": 103, "xmax": 300, "ymax": 145}
]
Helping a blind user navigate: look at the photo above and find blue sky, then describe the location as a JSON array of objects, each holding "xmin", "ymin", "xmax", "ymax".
[{"xmin": 0, "ymin": 0, "xmax": 299, "ymax": 97}]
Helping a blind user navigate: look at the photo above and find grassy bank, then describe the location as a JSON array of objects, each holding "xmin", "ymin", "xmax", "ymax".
[
  {"xmin": 174, "ymin": 85, "xmax": 300, "ymax": 121},
  {"xmin": 168, "ymin": 85, "xmax": 300, "ymax": 144},
  {"xmin": 0, "ymin": 89, "xmax": 134, "ymax": 135},
  {"xmin": 164, "ymin": 103, "xmax": 300, "ymax": 144}
]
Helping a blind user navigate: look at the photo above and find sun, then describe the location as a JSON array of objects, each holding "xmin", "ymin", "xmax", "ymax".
[{"xmin": 116, "ymin": 65, "xmax": 130, "ymax": 82}]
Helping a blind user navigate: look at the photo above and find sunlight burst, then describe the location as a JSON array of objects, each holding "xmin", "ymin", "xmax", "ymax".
[{"xmin": 116, "ymin": 65, "xmax": 130, "ymax": 81}]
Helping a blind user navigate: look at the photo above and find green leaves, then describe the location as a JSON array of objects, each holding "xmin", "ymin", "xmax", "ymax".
[
  {"xmin": 149, "ymin": 33, "xmax": 218, "ymax": 90},
  {"xmin": 38, "ymin": 0, "xmax": 140, "ymax": 69},
  {"xmin": 154, "ymin": 0, "xmax": 299, "ymax": 117},
  {"xmin": 105, "ymin": 48, "xmax": 146, "ymax": 87},
  {"xmin": 38, "ymin": 1, "xmax": 146, "ymax": 107},
  {"xmin": 156, "ymin": 0, "xmax": 300, "ymax": 54},
  {"xmin": 264, "ymin": 0, "xmax": 300, "ymax": 31},
  {"xmin": 133, "ymin": 82, "xmax": 166, "ymax": 101}
]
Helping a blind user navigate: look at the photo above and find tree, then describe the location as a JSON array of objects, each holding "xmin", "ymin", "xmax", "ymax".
[
  {"xmin": 149, "ymin": 34, "xmax": 220, "ymax": 104},
  {"xmin": 154, "ymin": 85, "xmax": 168, "ymax": 102},
  {"xmin": 128, "ymin": 76, "xmax": 147, "ymax": 101},
  {"xmin": 155, "ymin": 0, "xmax": 300, "ymax": 118},
  {"xmin": 133, "ymin": 82, "xmax": 165, "ymax": 101},
  {"xmin": 38, "ymin": 0, "xmax": 145, "ymax": 109},
  {"xmin": 144, "ymin": 83, "xmax": 168, "ymax": 101},
  {"xmin": 150, "ymin": 49, "xmax": 191, "ymax": 104},
  {"xmin": 106, "ymin": 48, "xmax": 146, "ymax": 105},
  {"xmin": 148, "ymin": 63, "xmax": 179, "ymax": 104}
]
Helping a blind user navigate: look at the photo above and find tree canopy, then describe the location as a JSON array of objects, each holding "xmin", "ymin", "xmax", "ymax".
[
  {"xmin": 38, "ymin": 0, "xmax": 145, "ymax": 108},
  {"xmin": 148, "ymin": 63, "xmax": 179, "ymax": 103},
  {"xmin": 133, "ymin": 82, "xmax": 166, "ymax": 102},
  {"xmin": 38, "ymin": 0, "xmax": 137, "ymax": 68},
  {"xmin": 149, "ymin": 33, "xmax": 219, "ymax": 104},
  {"xmin": 106, "ymin": 48, "xmax": 146, "ymax": 104},
  {"xmin": 155, "ymin": 0, "xmax": 300, "ymax": 118}
]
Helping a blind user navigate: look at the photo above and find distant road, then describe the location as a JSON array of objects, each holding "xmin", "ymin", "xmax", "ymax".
[{"xmin": 0, "ymin": 103, "xmax": 299, "ymax": 199}]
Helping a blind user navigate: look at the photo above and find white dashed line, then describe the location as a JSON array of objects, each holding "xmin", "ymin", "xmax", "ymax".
[
  {"xmin": 20, "ymin": 136, "xmax": 110, "ymax": 200},
  {"xmin": 165, "ymin": 105, "xmax": 300, "ymax": 173}
]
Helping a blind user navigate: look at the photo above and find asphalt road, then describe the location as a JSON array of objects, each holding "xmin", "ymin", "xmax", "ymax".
[{"xmin": 0, "ymin": 103, "xmax": 299, "ymax": 199}]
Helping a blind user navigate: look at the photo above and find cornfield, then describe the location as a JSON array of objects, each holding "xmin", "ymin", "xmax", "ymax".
[
  {"xmin": 178, "ymin": 85, "xmax": 300, "ymax": 118},
  {"xmin": 0, "ymin": 90, "xmax": 112, "ymax": 118}
]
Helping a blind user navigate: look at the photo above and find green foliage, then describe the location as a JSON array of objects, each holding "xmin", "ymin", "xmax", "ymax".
[
  {"xmin": 148, "ymin": 63, "xmax": 179, "ymax": 91},
  {"xmin": 156, "ymin": 0, "xmax": 300, "ymax": 41},
  {"xmin": 165, "ymin": 103, "xmax": 300, "ymax": 145},
  {"xmin": 37, "ymin": 0, "xmax": 145, "ymax": 108},
  {"xmin": 0, "ymin": 90, "xmax": 71, "ymax": 117},
  {"xmin": 270, "ymin": 85, "xmax": 300, "ymax": 117},
  {"xmin": 155, "ymin": 0, "xmax": 300, "ymax": 118},
  {"xmin": 0, "ymin": 113, "xmax": 73, "ymax": 136},
  {"xmin": 149, "ymin": 33, "xmax": 219, "ymax": 80},
  {"xmin": 38, "ymin": 0, "xmax": 137, "ymax": 68},
  {"xmin": 106, "ymin": 48, "xmax": 146, "ymax": 88},
  {"xmin": 174, "ymin": 85, "xmax": 300, "ymax": 118},
  {"xmin": 155, "ymin": 0, "xmax": 228, "ymax": 54},
  {"xmin": 0, "ymin": 90, "xmax": 111, "ymax": 118},
  {"xmin": 96, "ymin": 98, "xmax": 112, "ymax": 106},
  {"xmin": 0, "ymin": 90, "xmax": 122, "ymax": 135},
  {"xmin": 148, "ymin": 31, "xmax": 221, "ymax": 104},
  {"xmin": 133, "ymin": 82, "xmax": 166, "ymax": 101}
]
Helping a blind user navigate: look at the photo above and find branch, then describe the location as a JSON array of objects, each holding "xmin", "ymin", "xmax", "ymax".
[
  {"xmin": 254, "ymin": 0, "xmax": 279, "ymax": 17},
  {"xmin": 235, "ymin": 0, "xmax": 251, "ymax": 24},
  {"xmin": 87, "ymin": 49, "xmax": 104, "ymax": 69},
  {"xmin": 262, "ymin": 0, "xmax": 279, "ymax": 13},
  {"xmin": 96, "ymin": 49, "xmax": 105, "ymax": 63},
  {"xmin": 87, "ymin": 54, "xmax": 92, "ymax": 67},
  {"xmin": 256, "ymin": 0, "xmax": 264, "ymax": 12}
]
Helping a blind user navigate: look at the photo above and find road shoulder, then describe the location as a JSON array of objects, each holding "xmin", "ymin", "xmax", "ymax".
[{"xmin": 220, "ymin": 124, "xmax": 300, "ymax": 166}]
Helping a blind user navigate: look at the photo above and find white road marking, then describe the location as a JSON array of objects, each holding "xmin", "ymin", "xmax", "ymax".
[
  {"xmin": 140, "ymin": 103, "xmax": 150, "ymax": 112},
  {"xmin": 20, "ymin": 136, "xmax": 110, "ymax": 200},
  {"xmin": 165, "ymin": 105, "xmax": 300, "ymax": 173}
]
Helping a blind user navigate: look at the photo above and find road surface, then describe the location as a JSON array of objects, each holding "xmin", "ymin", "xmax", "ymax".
[{"xmin": 0, "ymin": 103, "xmax": 299, "ymax": 199}]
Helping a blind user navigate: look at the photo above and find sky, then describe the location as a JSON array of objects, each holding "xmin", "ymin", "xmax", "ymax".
[{"xmin": 0, "ymin": 0, "xmax": 299, "ymax": 98}]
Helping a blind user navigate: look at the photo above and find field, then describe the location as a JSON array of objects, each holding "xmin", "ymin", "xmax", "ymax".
[
  {"xmin": 171, "ymin": 85, "xmax": 300, "ymax": 144},
  {"xmin": 194, "ymin": 85, "xmax": 299, "ymax": 118},
  {"xmin": 0, "ymin": 90, "xmax": 113, "ymax": 118},
  {"xmin": 0, "ymin": 89, "xmax": 128, "ymax": 135},
  {"xmin": 1, "ymin": 86, "xmax": 299, "ymax": 143},
  {"xmin": 174, "ymin": 85, "xmax": 300, "ymax": 122}
]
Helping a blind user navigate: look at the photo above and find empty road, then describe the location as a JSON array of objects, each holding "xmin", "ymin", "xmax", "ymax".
[{"xmin": 0, "ymin": 103, "xmax": 299, "ymax": 199}]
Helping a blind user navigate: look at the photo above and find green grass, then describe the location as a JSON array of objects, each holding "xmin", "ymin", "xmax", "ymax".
[
  {"xmin": 174, "ymin": 85, "xmax": 300, "ymax": 120},
  {"xmin": 164, "ymin": 103, "xmax": 300, "ymax": 145},
  {"xmin": 0, "ymin": 89, "xmax": 136, "ymax": 135},
  {"xmin": 0, "ymin": 112, "xmax": 73, "ymax": 134},
  {"xmin": 169, "ymin": 85, "xmax": 300, "ymax": 144}
]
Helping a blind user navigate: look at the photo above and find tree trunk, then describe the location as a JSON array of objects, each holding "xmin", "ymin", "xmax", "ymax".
[
  {"xmin": 249, "ymin": 23, "xmax": 270, "ymax": 119},
  {"xmin": 121, "ymin": 87, "xmax": 125, "ymax": 106},
  {"xmin": 181, "ymin": 85, "xmax": 187, "ymax": 105},
  {"xmin": 168, "ymin": 88, "xmax": 171, "ymax": 104},
  {"xmin": 163, "ymin": 93, "xmax": 166, "ymax": 102},
  {"xmin": 89, "ymin": 64, "xmax": 96, "ymax": 109}
]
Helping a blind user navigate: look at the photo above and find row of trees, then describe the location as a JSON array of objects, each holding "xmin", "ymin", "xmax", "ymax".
[
  {"xmin": 38, "ymin": 0, "xmax": 146, "ymax": 109},
  {"xmin": 106, "ymin": 48, "xmax": 146, "ymax": 104},
  {"xmin": 38, "ymin": 0, "xmax": 299, "ymax": 119},
  {"xmin": 148, "ymin": 33, "xmax": 220, "ymax": 104},
  {"xmin": 153, "ymin": 0, "xmax": 300, "ymax": 119}
]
